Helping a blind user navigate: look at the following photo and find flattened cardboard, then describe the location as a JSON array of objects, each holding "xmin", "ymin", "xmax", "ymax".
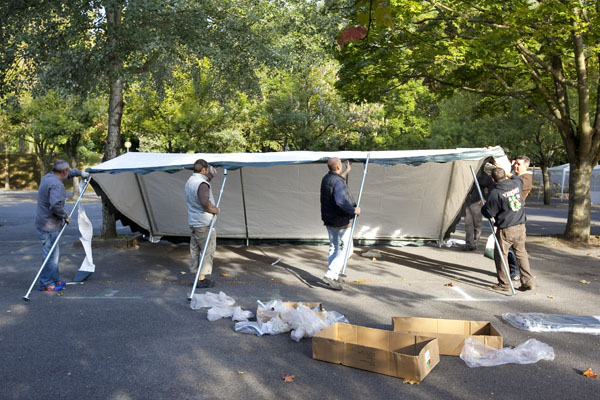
[
  {"xmin": 392, "ymin": 316, "xmax": 502, "ymax": 356},
  {"xmin": 312, "ymin": 323, "xmax": 440, "ymax": 382},
  {"xmin": 257, "ymin": 301, "xmax": 322, "ymax": 323}
]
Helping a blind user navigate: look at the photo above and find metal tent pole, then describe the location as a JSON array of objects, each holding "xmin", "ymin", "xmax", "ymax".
[
  {"xmin": 239, "ymin": 168, "xmax": 250, "ymax": 247},
  {"xmin": 341, "ymin": 154, "xmax": 370, "ymax": 276},
  {"xmin": 469, "ymin": 166, "xmax": 515, "ymax": 295},
  {"xmin": 23, "ymin": 177, "xmax": 92, "ymax": 301},
  {"xmin": 188, "ymin": 169, "xmax": 228, "ymax": 300}
]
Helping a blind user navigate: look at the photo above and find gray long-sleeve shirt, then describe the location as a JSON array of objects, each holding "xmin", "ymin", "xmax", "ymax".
[{"xmin": 35, "ymin": 170, "xmax": 82, "ymax": 231}]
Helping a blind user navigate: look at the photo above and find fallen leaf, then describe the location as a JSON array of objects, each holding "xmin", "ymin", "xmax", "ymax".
[
  {"xmin": 353, "ymin": 280, "xmax": 363, "ymax": 284},
  {"xmin": 403, "ymin": 378, "xmax": 420, "ymax": 385},
  {"xmin": 371, "ymin": 257, "xmax": 376, "ymax": 261},
  {"xmin": 282, "ymin": 374, "xmax": 295, "ymax": 382},
  {"xmin": 547, "ymin": 295, "xmax": 554, "ymax": 299},
  {"xmin": 237, "ymin": 371, "xmax": 246, "ymax": 375},
  {"xmin": 444, "ymin": 282, "xmax": 455, "ymax": 287},
  {"xmin": 583, "ymin": 367, "xmax": 598, "ymax": 378},
  {"xmin": 180, "ymin": 271, "xmax": 187, "ymax": 275},
  {"xmin": 401, "ymin": 278, "xmax": 407, "ymax": 281},
  {"xmin": 220, "ymin": 273, "xmax": 229, "ymax": 277},
  {"xmin": 579, "ymin": 280, "xmax": 591, "ymax": 284}
]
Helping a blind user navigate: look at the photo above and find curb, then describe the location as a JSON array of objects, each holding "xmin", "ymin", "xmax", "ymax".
[{"xmin": 73, "ymin": 233, "xmax": 142, "ymax": 249}]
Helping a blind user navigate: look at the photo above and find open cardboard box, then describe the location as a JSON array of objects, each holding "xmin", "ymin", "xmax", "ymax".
[
  {"xmin": 257, "ymin": 301, "xmax": 322, "ymax": 323},
  {"xmin": 392, "ymin": 317, "xmax": 502, "ymax": 356},
  {"xmin": 312, "ymin": 323, "xmax": 440, "ymax": 382}
]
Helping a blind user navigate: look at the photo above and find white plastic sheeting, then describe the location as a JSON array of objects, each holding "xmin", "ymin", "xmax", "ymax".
[
  {"xmin": 503, "ymin": 313, "xmax": 600, "ymax": 335},
  {"xmin": 77, "ymin": 182, "xmax": 95, "ymax": 275},
  {"xmin": 460, "ymin": 338, "xmax": 555, "ymax": 367}
]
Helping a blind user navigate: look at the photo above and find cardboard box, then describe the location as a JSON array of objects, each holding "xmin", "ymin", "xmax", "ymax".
[
  {"xmin": 312, "ymin": 323, "xmax": 440, "ymax": 382},
  {"xmin": 392, "ymin": 317, "xmax": 502, "ymax": 356},
  {"xmin": 257, "ymin": 301, "xmax": 322, "ymax": 323}
]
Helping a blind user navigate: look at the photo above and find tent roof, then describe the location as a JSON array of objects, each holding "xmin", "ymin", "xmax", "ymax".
[{"xmin": 88, "ymin": 147, "xmax": 506, "ymax": 174}]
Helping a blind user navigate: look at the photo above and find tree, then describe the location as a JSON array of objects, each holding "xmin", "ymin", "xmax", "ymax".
[
  {"xmin": 4, "ymin": 0, "xmax": 282, "ymax": 237},
  {"xmin": 334, "ymin": 0, "xmax": 600, "ymax": 242}
]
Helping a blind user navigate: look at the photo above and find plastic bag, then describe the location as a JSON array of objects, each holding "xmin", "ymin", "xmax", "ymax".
[
  {"xmin": 260, "ymin": 316, "xmax": 291, "ymax": 335},
  {"xmin": 207, "ymin": 306, "xmax": 234, "ymax": 321},
  {"xmin": 232, "ymin": 306, "xmax": 254, "ymax": 322},
  {"xmin": 190, "ymin": 291, "xmax": 236, "ymax": 310},
  {"xmin": 484, "ymin": 233, "xmax": 495, "ymax": 259},
  {"xmin": 460, "ymin": 338, "xmax": 555, "ymax": 367},
  {"xmin": 234, "ymin": 321, "xmax": 264, "ymax": 336},
  {"xmin": 502, "ymin": 313, "xmax": 600, "ymax": 335}
]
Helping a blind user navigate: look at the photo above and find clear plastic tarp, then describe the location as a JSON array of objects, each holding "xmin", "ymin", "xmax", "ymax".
[
  {"xmin": 502, "ymin": 313, "xmax": 600, "ymax": 335},
  {"xmin": 460, "ymin": 338, "xmax": 555, "ymax": 367}
]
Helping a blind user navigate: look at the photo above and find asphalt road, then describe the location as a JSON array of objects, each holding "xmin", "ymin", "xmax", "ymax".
[{"xmin": 0, "ymin": 191, "xmax": 599, "ymax": 399}]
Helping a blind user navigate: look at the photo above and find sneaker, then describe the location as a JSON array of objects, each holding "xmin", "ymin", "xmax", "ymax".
[
  {"xmin": 511, "ymin": 275, "xmax": 521, "ymax": 282},
  {"xmin": 40, "ymin": 283, "xmax": 63, "ymax": 292},
  {"xmin": 55, "ymin": 280, "xmax": 67, "ymax": 288},
  {"xmin": 196, "ymin": 279, "xmax": 215, "ymax": 288},
  {"xmin": 323, "ymin": 277, "xmax": 343, "ymax": 291},
  {"xmin": 518, "ymin": 284, "xmax": 535, "ymax": 291},
  {"xmin": 490, "ymin": 284, "xmax": 510, "ymax": 292},
  {"xmin": 337, "ymin": 276, "xmax": 345, "ymax": 284}
]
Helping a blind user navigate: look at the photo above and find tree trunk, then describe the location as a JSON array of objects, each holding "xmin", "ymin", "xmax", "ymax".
[
  {"xmin": 541, "ymin": 164, "xmax": 552, "ymax": 205},
  {"xmin": 101, "ymin": 3, "xmax": 124, "ymax": 239},
  {"xmin": 3, "ymin": 136, "xmax": 9, "ymax": 189},
  {"xmin": 564, "ymin": 161, "xmax": 593, "ymax": 242}
]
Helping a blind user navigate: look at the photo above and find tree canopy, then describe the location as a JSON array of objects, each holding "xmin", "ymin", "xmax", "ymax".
[{"xmin": 334, "ymin": 0, "xmax": 600, "ymax": 241}]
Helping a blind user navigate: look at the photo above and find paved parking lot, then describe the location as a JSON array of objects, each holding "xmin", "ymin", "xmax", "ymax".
[{"xmin": 1, "ymin": 193, "xmax": 599, "ymax": 399}]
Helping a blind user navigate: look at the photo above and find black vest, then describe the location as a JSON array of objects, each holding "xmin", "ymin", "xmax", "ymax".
[{"xmin": 320, "ymin": 172, "xmax": 355, "ymax": 227}]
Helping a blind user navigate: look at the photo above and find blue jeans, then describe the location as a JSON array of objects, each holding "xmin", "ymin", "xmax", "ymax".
[
  {"xmin": 35, "ymin": 227, "xmax": 60, "ymax": 287},
  {"xmin": 325, "ymin": 226, "xmax": 353, "ymax": 280}
]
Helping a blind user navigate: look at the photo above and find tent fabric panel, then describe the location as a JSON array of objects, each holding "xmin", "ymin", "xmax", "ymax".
[
  {"xmin": 91, "ymin": 172, "xmax": 151, "ymax": 232},
  {"xmin": 238, "ymin": 164, "xmax": 325, "ymax": 239},
  {"xmin": 212, "ymin": 169, "xmax": 253, "ymax": 237},
  {"xmin": 356, "ymin": 163, "xmax": 451, "ymax": 239},
  {"xmin": 440, "ymin": 160, "xmax": 483, "ymax": 237},
  {"xmin": 137, "ymin": 171, "xmax": 190, "ymax": 237}
]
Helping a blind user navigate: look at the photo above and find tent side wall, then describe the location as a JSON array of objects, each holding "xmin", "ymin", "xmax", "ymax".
[{"xmin": 90, "ymin": 160, "xmax": 481, "ymax": 242}]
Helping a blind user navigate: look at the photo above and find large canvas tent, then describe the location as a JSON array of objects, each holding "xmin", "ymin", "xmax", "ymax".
[{"xmin": 87, "ymin": 147, "xmax": 507, "ymax": 245}]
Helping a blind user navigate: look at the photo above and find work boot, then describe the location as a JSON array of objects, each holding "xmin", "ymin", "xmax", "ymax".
[
  {"xmin": 518, "ymin": 284, "xmax": 535, "ymax": 291},
  {"xmin": 490, "ymin": 284, "xmax": 510, "ymax": 292},
  {"xmin": 196, "ymin": 279, "xmax": 215, "ymax": 288}
]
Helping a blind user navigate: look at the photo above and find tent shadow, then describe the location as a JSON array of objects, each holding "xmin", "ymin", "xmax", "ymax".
[
  {"xmin": 223, "ymin": 245, "xmax": 321, "ymax": 288},
  {"xmin": 378, "ymin": 247, "xmax": 497, "ymax": 289}
]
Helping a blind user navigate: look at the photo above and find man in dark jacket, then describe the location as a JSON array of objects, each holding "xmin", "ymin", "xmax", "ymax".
[
  {"xmin": 481, "ymin": 167, "xmax": 535, "ymax": 292},
  {"xmin": 320, "ymin": 157, "xmax": 360, "ymax": 291}
]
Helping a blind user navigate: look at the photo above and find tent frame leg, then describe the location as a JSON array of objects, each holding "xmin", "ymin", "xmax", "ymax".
[{"xmin": 341, "ymin": 154, "xmax": 370, "ymax": 276}]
